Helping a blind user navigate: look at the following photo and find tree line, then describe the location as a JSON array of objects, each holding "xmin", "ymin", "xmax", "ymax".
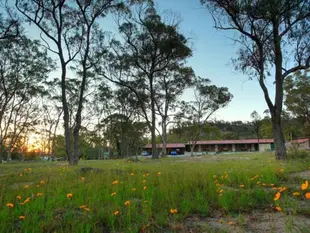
[{"xmin": 0, "ymin": 0, "xmax": 309, "ymax": 164}]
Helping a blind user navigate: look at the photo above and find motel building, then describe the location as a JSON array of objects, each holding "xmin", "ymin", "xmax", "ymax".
[
  {"xmin": 142, "ymin": 139, "xmax": 275, "ymax": 155},
  {"xmin": 186, "ymin": 139, "xmax": 275, "ymax": 154},
  {"xmin": 142, "ymin": 138, "xmax": 310, "ymax": 156}
]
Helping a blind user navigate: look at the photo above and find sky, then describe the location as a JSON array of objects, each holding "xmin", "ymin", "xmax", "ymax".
[
  {"xmin": 153, "ymin": 0, "xmax": 275, "ymax": 122},
  {"xmin": 23, "ymin": 0, "xmax": 277, "ymax": 123}
]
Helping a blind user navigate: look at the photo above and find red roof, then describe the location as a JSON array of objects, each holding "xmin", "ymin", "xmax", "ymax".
[
  {"xmin": 291, "ymin": 138, "xmax": 309, "ymax": 144},
  {"xmin": 188, "ymin": 139, "xmax": 274, "ymax": 145},
  {"xmin": 143, "ymin": 143, "xmax": 185, "ymax": 149}
]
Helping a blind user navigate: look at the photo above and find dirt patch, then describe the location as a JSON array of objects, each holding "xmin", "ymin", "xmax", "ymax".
[
  {"xmin": 179, "ymin": 211, "xmax": 310, "ymax": 233},
  {"xmin": 289, "ymin": 170, "xmax": 310, "ymax": 180}
]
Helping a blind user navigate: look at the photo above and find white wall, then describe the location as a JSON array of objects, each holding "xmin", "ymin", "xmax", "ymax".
[{"xmin": 259, "ymin": 143, "xmax": 271, "ymax": 152}]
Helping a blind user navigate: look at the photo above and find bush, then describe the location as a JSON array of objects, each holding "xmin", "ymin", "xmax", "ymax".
[{"xmin": 287, "ymin": 144, "xmax": 310, "ymax": 159}]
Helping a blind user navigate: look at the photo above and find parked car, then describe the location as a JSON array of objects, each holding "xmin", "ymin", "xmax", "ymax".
[
  {"xmin": 170, "ymin": 151, "xmax": 178, "ymax": 156},
  {"xmin": 142, "ymin": 151, "xmax": 150, "ymax": 156}
]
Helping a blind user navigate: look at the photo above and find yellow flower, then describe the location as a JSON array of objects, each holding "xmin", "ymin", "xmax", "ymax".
[
  {"xmin": 157, "ymin": 172, "xmax": 161, "ymax": 176},
  {"xmin": 24, "ymin": 185, "xmax": 30, "ymax": 189},
  {"xmin": 250, "ymin": 175, "xmax": 259, "ymax": 181},
  {"xmin": 275, "ymin": 206, "xmax": 282, "ymax": 212},
  {"xmin": 112, "ymin": 180, "xmax": 119, "ymax": 185},
  {"xmin": 66, "ymin": 193, "xmax": 73, "ymax": 199},
  {"xmin": 293, "ymin": 192, "xmax": 300, "ymax": 196},
  {"xmin": 40, "ymin": 180, "xmax": 46, "ymax": 184},
  {"xmin": 256, "ymin": 181, "xmax": 261, "ymax": 185},
  {"xmin": 36, "ymin": 185, "xmax": 40, "ymax": 188},
  {"xmin": 36, "ymin": 193, "xmax": 43, "ymax": 197},
  {"xmin": 170, "ymin": 208, "xmax": 177, "ymax": 214},
  {"xmin": 124, "ymin": 200, "xmax": 131, "ymax": 206},
  {"xmin": 19, "ymin": 216, "xmax": 25, "ymax": 220},
  {"xmin": 80, "ymin": 177, "xmax": 85, "ymax": 181},
  {"xmin": 218, "ymin": 189, "xmax": 223, "ymax": 193},
  {"xmin": 114, "ymin": 211, "xmax": 119, "ymax": 216},
  {"xmin": 6, "ymin": 203, "xmax": 14, "ymax": 208},
  {"xmin": 274, "ymin": 192, "xmax": 281, "ymax": 201},
  {"xmin": 132, "ymin": 188, "xmax": 136, "ymax": 191},
  {"xmin": 111, "ymin": 192, "xmax": 117, "ymax": 197},
  {"xmin": 80, "ymin": 205, "xmax": 87, "ymax": 209},
  {"xmin": 305, "ymin": 193, "xmax": 310, "ymax": 199},
  {"xmin": 143, "ymin": 186, "xmax": 147, "ymax": 190},
  {"xmin": 19, "ymin": 173, "xmax": 23, "ymax": 177},
  {"xmin": 218, "ymin": 219, "xmax": 223, "ymax": 224},
  {"xmin": 270, "ymin": 184, "xmax": 275, "ymax": 187},
  {"xmin": 16, "ymin": 195, "xmax": 22, "ymax": 200},
  {"xmin": 301, "ymin": 180, "xmax": 308, "ymax": 190},
  {"xmin": 239, "ymin": 184, "xmax": 245, "ymax": 188},
  {"xmin": 262, "ymin": 183, "xmax": 266, "ymax": 186},
  {"xmin": 142, "ymin": 180, "xmax": 147, "ymax": 183},
  {"xmin": 84, "ymin": 207, "xmax": 90, "ymax": 211},
  {"xmin": 130, "ymin": 173, "xmax": 134, "ymax": 176},
  {"xmin": 280, "ymin": 168, "xmax": 284, "ymax": 173},
  {"xmin": 23, "ymin": 197, "xmax": 30, "ymax": 204},
  {"xmin": 228, "ymin": 221, "xmax": 233, "ymax": 226}
]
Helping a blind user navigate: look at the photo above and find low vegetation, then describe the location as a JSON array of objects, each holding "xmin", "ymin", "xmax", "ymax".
[{"xmin": 1, "ymin": 153, "xmax": 310, "ymax": 232}]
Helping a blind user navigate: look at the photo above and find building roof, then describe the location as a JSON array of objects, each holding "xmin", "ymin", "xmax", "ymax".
[
  {"xmin": 291, "ymin": 138, "xmax": 309, "ymax": 144},
  {"xmin": 143, "ymin": 143, "xmax": 185, "ymax": 149},
  {"xmin": 143, "ymin": 139, "xmax": 275, "ymax": 148},
  {"xmin": 187, "ymin": 139, "xmax": 274, "ymax": 145}
]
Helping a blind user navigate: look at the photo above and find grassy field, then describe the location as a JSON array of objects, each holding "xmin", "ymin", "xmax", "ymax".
[{"xmin": 1, "ymin": 153, "xmax": 310, "ymax": 233}]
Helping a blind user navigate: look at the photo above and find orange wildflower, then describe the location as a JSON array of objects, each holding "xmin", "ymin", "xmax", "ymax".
[
  {"xmin": 262, "ymin": 183, "xmax": 266, "ymax": 186},
  {"xmin": 256, "ymin": 181, "xmax": 261, "ymax": 185},
  {"xmin": 274, "ymin": 192, "xmax": 281, "ymax": 201},
  {"xmin": 157, "ymin": 172, "xmax": 161, "ymax": 175},
  {"xmin": 250, "ymin": 175, "xmax": 259, "ymax": 181},
  {"xmin": 270, "ymin": 184, "xmax": 275, "ymax": 187},
  {"xmin": 228, "ymin": 221, "xmax": 233, "ymax": 226},
  {"xmin": 239, "ymin": 185, "xmax": 245, "ymax": 188},
  {"xmin": 112, "ymin": 180, "xmax": 119, "ymax": 185},
  {"xmin": 40, "ymin": 180, "xmax": 46, "ymax": 184},
  {"xmin": 111, "ymin": 192, "xmax": 117, "ymax": 197},
  {"xmin": 66, "ymin": 193, "xmax": 73, "ymax": 199},
  {"xmin": 218, "ymin": 219, "xmax": 223, "ymax": 224},
  {"xmin": 80, "ymin": 177, "xmax": 85, "ymax": 181},
  {"xmin": 305, "ymin": 193, "xmax": 310, "ymax": 199},
  {"xmin": 80, "ymin": 205, "xmax": 87, "ymax": 209},
  {"xmin": 114, "ymin": 211, "xmax": 119, "ymax": 216},
  {"xmin": 6, "ymin": 203, "xmax": 14, "ymax": 208},
  {"xmin": 36, "ymin": 185, "xmax": 40, "ymax": 188},
  {"xmin": 275, "ymin": 206, "xmax": 282, "ymax": 212},
  {"xmin": 130, "ymin": 173, "xmax": 134, "ymax": 176},
  {"xmin": 170, "ymin": 208, "xmax": 178, "ymax": 214},
  {"xmin": 124, "ymin": 200, "xmax": 131, "ymax": 206},
  {"xmin": 19, "ymin": 216, "xmax": 25, "ymax": 220},
  {"xmin": 36, "ymin": 193, "xmax": 43, "ymax": 197},
  {"xmin": 142, "ymin": 180, "xmax": 147, "ymax": 183},
  {"xmin": 24, "ymin": 185, "xmax": 30, "ymax": 189},
  {"xmin": 132, "ymin": 188, "xmax": 136, "ymax": 191},
  {"xmin": 23, "ymin": 197, "xmax": 30, "ymax": 204},
  {"xmin": 16, "ymin": 195, "xmax": 22, "ymax": 200},
  {"xmin": 279, "ymin": 187, "xmax": 287, "ymax": 192},
  {"xmin": 143, "ymin": 186, "xmax": 147, "ymax": 190},
  {"xmin": 301, "ymin": 180, "xmax": 308, "ymax": 190},
  {"xmin": 84, "ymin": 207, "xmax": 90, "ymax": 211},
  {"xmin": 293, "ymin": 192, "xmax": 300, "ymax": 196},
  {"xmin": 280, "ymin": 168, "xmax": 284, "ymax": 173}
]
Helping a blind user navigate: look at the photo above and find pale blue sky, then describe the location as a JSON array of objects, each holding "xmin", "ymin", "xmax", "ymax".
[
  {"xmin": 23, "ymin": 0, "xmax": 276, "ymax": 122},
  {"xmin": 154, "ymin": 0, "xmax": 275, "ymax": 122}
]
